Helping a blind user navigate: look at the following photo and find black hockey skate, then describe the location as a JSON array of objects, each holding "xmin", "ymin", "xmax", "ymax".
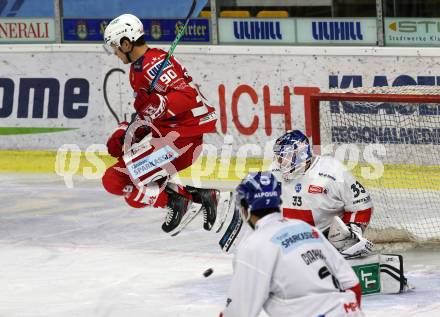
[
  {"xmin": 185, "ymin": 186, "xmax": 219, "ymax": 231},
  {"xmin": 162, "ymin": 187, "xmax": 191, "ymax": 233}
]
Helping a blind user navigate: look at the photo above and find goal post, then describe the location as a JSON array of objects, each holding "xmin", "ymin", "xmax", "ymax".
[{"xmin": 306, "ymin": 86, "xmax": 440, "ymax": 244}]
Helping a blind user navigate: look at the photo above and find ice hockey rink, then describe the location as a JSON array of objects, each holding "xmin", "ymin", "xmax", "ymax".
[{"xmin": 1, "ymin": 173, "xmax": 440, "ymax": 317}]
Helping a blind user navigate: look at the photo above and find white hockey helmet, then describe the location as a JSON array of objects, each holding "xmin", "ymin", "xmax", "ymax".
[{"xmin": 104, "ymin": 14, "xmax": 144, "ymax": 50}]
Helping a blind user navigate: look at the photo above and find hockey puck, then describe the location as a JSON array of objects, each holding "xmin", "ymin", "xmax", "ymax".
[{"xmin": 203, "ymin": 268, "xmax": 214, "ymax": 278}]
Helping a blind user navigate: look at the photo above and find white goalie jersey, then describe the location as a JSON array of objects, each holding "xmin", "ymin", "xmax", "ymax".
[{"xmin": 275, "ymin": 155, "xmax": 373, "ymax": 232}]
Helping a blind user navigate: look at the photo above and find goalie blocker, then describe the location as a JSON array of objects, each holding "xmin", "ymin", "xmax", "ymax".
[{"xmin": 349, "ymin": 254, "xmax": 412, "ymax": 295}]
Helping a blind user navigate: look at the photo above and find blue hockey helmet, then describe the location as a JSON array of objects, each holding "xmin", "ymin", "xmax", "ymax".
[
  {"xmin": 273, "ymin": 130, "xmax": 312, "ymax": 180},
  {"xmin": 236, "ymin": 171, "xmax": 281, "ymax": 223}
]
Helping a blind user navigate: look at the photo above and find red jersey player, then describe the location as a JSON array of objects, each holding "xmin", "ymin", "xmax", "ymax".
[{"xmin": 102, "ymin": 14, "xmax": 219, "ymax": 234}]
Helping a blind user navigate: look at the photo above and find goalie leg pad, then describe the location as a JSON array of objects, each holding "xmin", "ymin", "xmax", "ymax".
[
  {"xmin": 348, "ymin": 254, "xmax": 412, "ymax": 295},
  {"xmin": 379, "ymin": 254, "xmax": 413, "ymax": 294}
]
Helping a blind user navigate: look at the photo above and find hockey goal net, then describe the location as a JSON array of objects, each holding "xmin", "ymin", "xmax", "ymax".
[{"xmin": 307, "ymin": 86, "xmax": 440, "ymax": 244}]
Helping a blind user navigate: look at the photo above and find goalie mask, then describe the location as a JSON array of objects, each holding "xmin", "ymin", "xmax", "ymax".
[
  {"xmin": 273, "ymin": 130, "xmax": 312, "ymax": 180},
  {"xmin": 235, "ymin": 171, "xmax": 281, "ymax": 228}
]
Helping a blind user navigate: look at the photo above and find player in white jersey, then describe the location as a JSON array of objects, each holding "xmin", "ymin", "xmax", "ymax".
[
  {"xmin": 220, "ymin": 171, "xmax": 363, "ymax": 317},
  {"xmin": 272, "ymin": 130, "xmax": 374, "ymax": 258}
]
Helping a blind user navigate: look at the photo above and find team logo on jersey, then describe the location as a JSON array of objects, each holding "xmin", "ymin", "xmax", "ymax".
[
  {"xmin": 295, "ymin": 183, "xmax": 302, "ymax": 193},
  {"xmin": 308, "ymin": 185, "xmax": 325, "ymax": 194}
]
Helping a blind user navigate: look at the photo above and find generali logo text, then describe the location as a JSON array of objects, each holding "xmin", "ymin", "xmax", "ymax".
[{"xmin": 0, "ymin": 19, "xmax": 52, "ymax": 39}]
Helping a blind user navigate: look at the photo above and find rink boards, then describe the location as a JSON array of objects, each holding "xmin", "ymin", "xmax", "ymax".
[
  {"xmin": 1, "ymin": 45, "xmax": 440, "ymax": 151},
  {"xmin": 0, "ymin": 44, "xmax": 439, "ymax": 241},
  {"xmin": 0, "ymin": 45, "xmax": 439, "ymax": 177}
]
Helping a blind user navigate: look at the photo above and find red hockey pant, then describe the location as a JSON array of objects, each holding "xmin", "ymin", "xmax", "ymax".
[{"xmin": 102, "ymin": 135, "xmax": 203, "ymax": 208}]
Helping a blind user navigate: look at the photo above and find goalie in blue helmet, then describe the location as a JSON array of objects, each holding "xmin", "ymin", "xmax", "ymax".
[
  {"xmin": 269, "ymin": 130, "xmax": 410, "ymax": 294},
  {"xmin": 272, "ymin": 129, "xmax": 374, "ymax": 258},
  {"xmin": 273, "ymin": 130, "xmax": 312, "ymax": 180}
]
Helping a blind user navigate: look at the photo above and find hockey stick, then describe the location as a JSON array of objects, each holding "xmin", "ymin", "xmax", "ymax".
[
  {"xmin": 148, "ymin": 0, "xmax": 197, "ymax": 93},
  {"xmin": 218, "ymin": 205, "xmax": 243, "ymax": 253},
  {"xmin": 214, "ymin": 191, "xmax": 234, "ymax": 233},
  {"xmin": 122, "ymin": 0, "xmax": 197, "ymax": 133}
]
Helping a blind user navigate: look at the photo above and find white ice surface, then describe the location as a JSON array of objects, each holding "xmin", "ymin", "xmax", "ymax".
[{"xmin": 1, "ymin": 174, "xmax": 439, "ymax": 317}]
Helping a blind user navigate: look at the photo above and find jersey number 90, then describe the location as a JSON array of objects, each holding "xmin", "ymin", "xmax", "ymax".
[{"xmin": 160, "ymin": 69, "xmax": 178, "ymax": 85}]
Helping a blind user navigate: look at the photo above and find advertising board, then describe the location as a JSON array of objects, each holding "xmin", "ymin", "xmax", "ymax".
[
  {"xmin": 0, "ymin": 18, "xmax": 55, "ymax": 42},
  {"xmin": 63, "ymin": 18, "xmax": 210, "ymax": 43},
  {"xmin": 385, "ymin": 18, "xmax": 440, "ymax": 46}
]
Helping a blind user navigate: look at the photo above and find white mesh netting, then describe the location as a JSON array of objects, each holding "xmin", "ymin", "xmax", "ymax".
[
  {"xmin": 318, "ymin": 86, "xmax": 440, "ymax": 244},
  {"xmin": 329, "ymin": 85, "xmax": 440, "ymax": 95}
]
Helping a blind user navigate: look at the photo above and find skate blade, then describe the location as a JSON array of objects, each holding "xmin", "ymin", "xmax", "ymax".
[
  {"xmin": 214, "ymin": 191, "xmax": 234, "ymax": 233},
  {"xmin": 169, "ymin": 202, "xmax": 202, "ymax": 237}
]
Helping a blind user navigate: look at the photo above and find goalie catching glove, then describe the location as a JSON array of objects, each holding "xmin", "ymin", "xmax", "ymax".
[{"xmin": 328, "ymin": 216, "xmax": 374, "ymax": 258}]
